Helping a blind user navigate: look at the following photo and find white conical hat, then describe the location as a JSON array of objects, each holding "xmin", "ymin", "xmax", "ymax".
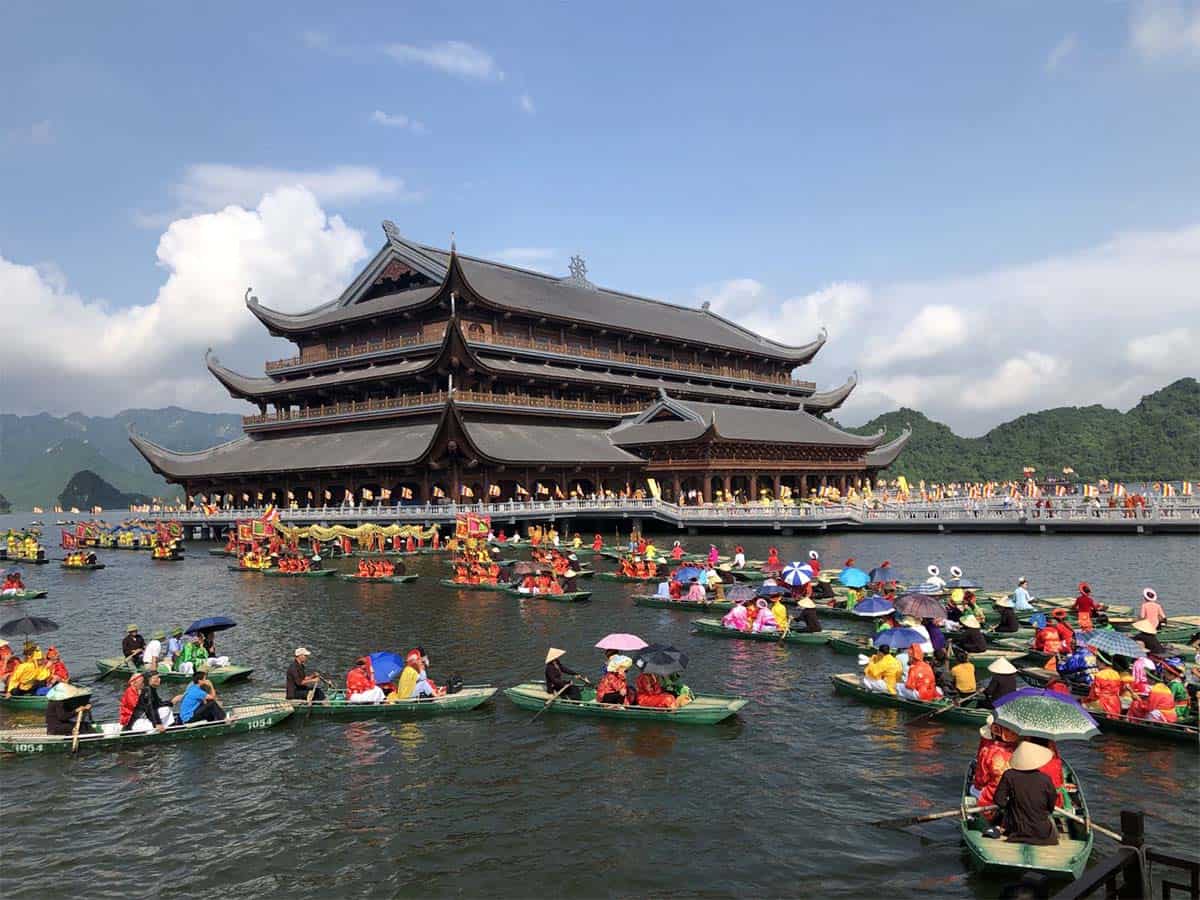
[
  {"xmin": 987, "ymin": 656, "xmax": 1017, "ymax": 674},
  {"xmin": 545, "ymin": 647, "xmax": 566, "ymax": 664},
  {"xmin": 960, "ymin": 615, "xmax": 981, "ymax": 629},
  {"xmin": 1009, "ymin": 741, "xmax": 1054, "ymax": 771},
  {"xmin": 1131, "ymin": 619, "xmax": 1157, "ymax": 635}
]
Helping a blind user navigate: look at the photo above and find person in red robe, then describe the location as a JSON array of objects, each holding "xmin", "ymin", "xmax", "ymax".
[
  {"xmin": 972, "ymin": 717, "xmax": 1016, "ymax": 805},
  {"xmin": 118, "ymin": 672, "xmax": 145, "ymax": 728},
  {"xmin": 1050, "ymin": 609, "xmax": 1074, "ymax": 652},
  {"xmin": 634, "ymin": 673, "xmax": 675, "ymax": 708},
  {"xmin": 807, "ymin": 550, "xmax": 821, "ymax": 577}
]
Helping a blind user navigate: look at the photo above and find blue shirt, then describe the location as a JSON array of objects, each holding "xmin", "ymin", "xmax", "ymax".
[
  {"xmin": 179, "ymin": 683, "xmax": 208, "ymax": 723},
  {"xmin": 1012, "ymin": 586, "xmax": 1034, "ymax": 611}
]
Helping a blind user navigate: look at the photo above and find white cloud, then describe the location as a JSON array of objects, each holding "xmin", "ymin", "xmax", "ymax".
[
  {"xmin": 8, "ymin": 120, "xmax": 54, "ymax": 145},
  {"xmin": 2, "ymin": 187, "xmax": 370, "ymax": 414},
  {"xmin": 697, "ymin": 224, "xmax": 1200, "ymax": 434},
  {"xmin": 1045, "ymin": 34, "xmax": 1078, "ymax": 71},
  {"xmin": 518, "ymin": 93, "xmax": 536, "ymax": 115},
  {"xmin": 1130, "ymin": 0, "xmax": 1200, "ymax": 61},
  {"xmin": 491, "ymin": 247, "xmax": 557, "ymax": 268},
  {"xmin": 384, "ymin": 41, "xmax": 503, "ymax": 80},
  {"xmin": 370, "ymin": 110, "xmax": 428, "ymax": 134}
]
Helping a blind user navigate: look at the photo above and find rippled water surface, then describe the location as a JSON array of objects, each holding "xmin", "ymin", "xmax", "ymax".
[{"xmin": 1, "ymin": 516, "xmax": 1196, "ymax": 898}]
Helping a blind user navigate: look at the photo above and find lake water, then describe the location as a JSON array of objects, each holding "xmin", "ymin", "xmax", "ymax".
[{"xmin": 1, "ymin": 514, "xmax": 1197, "ymax": 898}]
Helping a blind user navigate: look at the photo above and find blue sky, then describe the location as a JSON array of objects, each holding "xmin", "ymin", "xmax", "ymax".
[{"xmin": 3, "ymin": 2, "xmax": 1198, "ymax": 431}]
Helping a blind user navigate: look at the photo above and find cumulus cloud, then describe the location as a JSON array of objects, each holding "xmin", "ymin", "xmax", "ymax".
[
  {"xmin": 3, "ymin": 187, "xmax": 370, "ymax": 414},
  {"xmin": 698, "ymin": 224, "xmax": 1200, "ymax": 434},
  {"xmin": 1130, "ymin": 0, "xmax": 1200, "ymax": 61},
  {"xmin": 1045, "ymin": 34, "xmax": 1078, "ymax": 71},
  {"xmin": 384, "ymin": 41, "xmax": 503, "ymax": 80}
]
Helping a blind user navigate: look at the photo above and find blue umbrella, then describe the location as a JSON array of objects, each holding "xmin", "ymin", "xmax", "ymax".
[
  {"xmin": 184, "ymin": 615, "xmax": 237, "ymax": 634},
  {"xmin": 1074, "ymin": 630, "xmax": 1148, "ymax": 659},
  {"xmin": 672, "ymin": 566, "xmax": 704, "ymax": 583},
  {"xmin": 869, "ymin": 564, "xmax": 901, "ymax": 583},
  {"xmin": 781, "ymin": 562, "xmax": 813, "ymax": 587},
  {"xmin": 872, "ymin": 627, "xmax": 928, "ymax": 650},
  {"xmin": 368, "ymin": 651, "xmax": 408, "ymax": 683},
  {"xmin": 838, "ymin": 567, "xmax": 869, "ymax": 588},
  {"xmin": 852, "ymin": 594, "xmax": 895, "ymax": 618},
  {"xmin": 727, "ymin": 584, "xmax": 757, "ymax": 603},
  {"xmin": 755, "ymin": 584, "xmax": 788, "ymax": 598},
  {"xmin": 909, "ymin": 581, "xmax": 943, "ymax": 595}
]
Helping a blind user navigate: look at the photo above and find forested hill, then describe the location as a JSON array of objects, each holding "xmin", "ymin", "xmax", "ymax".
[{"xmin": 845, "ymin": 378, "xmax": 1199, "ymax": 482}]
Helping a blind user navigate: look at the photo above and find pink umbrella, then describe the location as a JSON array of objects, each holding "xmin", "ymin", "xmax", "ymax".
[{"xmin": 595, "ymin": 633, "xmax": 648, "ymax": 651}]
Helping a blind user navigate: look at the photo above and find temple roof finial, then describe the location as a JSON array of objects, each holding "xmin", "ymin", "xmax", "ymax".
[
  {"xmin": 566, "ymin": 254, "xmax": 594, "ymax": 288},
  {"xmin": 382, "ymin": 220, "xmax": 400, "ymax": 242}
]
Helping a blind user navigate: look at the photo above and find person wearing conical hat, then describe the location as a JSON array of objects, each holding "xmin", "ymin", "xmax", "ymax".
[
  {"xmin": 121, "ymin": 624, "xmax": 146, "ymax": 669},
  {"xmin": 985, "ymin": 741, "xmax": 1059, "ymax": 846},
  {"xmin": 1138, "ymin": 588, "xmax": 1167, "ymax": 629},
  {"xmin": 981, "ymin": 656, "xmax": 1019, "ymax": 708},
  {"xmin": 543, "ymin": 648, "xmax": 583, "ymax": 700},
  {"xmin": 1131, "ymin": 618, "xmax": 1167, "ymax": 656},
  {"xmin": 794, "ymin": 596, "xmax": 823, "ymax": 634},
  {"xmin": 956, "ymin": 614, "xmax": 989, "ymax": 654},
  {"xmin": 992, "ymin": 595, "xmax": 1022, "ymax": 635},
  {"xmin": 44, "ymin": 681, "xmax": 93, "ymax": 735}
]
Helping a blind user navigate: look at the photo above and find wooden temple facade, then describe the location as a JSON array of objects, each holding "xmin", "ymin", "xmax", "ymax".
[{"xmin": 130, "ymin": 222, "xmax": 909, "ymax": 508}]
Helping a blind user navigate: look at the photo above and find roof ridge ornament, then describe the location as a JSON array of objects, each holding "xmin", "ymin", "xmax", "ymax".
[
  {"xmin": 244, "ymin": 287, "xmax": 258, "ymax": 307},
  {"xmin": 382, "ymin": 220, "xmax": 400, "ymax": 242},
  {"xmin": 565, "ymin": 254, "xmax": 595, "ymax": 289}
]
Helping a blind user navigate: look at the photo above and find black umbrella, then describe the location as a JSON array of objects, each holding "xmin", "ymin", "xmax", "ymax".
[
  {"xmin": 0, "ymin": 616, "xmax": 60, "ymax": 638},
  {"xmin": 184, "ymin": 615, "xmax": 237, "ymax": 634},
  {"xmin": 634, "ymin": 643, "xmax": 689, "ymax": 676}
]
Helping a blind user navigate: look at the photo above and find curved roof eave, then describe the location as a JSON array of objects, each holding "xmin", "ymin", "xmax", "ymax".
[
  {"xmin": 865, "ymin": 427, "xmax": 912, "ymax": 468},
  {"xmin": 205, "ymin": 349, "xmax": 276, "ymax": 400},
  {"xmin": 802, "ymin": 373, "xmax": 858, "ymax": 413}
]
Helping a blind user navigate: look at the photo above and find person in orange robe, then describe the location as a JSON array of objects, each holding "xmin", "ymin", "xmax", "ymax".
[
  {"xmin": 635, "ymin": 673, "xmax": 676, "ymax": 708},
  {"xmin": 898, "ymin": 644, "xmax": 939, "ymax": 701}
]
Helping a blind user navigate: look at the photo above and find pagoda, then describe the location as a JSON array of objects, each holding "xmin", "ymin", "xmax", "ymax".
[{"xmin": 130, "ymin": 221, "xmax": 909, "ymax": 508}]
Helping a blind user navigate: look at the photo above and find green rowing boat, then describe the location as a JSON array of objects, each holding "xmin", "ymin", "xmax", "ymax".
[
  {"xmin": 633, "ymin": 595, "xmax": 733, "ymax": 612},
  {"xmin": 829, "ymin": 673, "xmax": 990, "ymax": 725},
  {"xmin": 0, "ymin": 685, "xmax": 92, "ymax": 711},
  {"xmin": 335, "ymin": 573, "xmax": 419, "ymax": 584},
  {"xmin": 960, "ymin": 760, "xmax": 1093, "ymax": 880},
  {"xmin": 258, "ymin": 686, "xmax": 497, "ymax": 717},
  {"xmin": 595, "ymin": 572, "xmax": 659, "ymax": 583},
  {"xmin": 94, "ymin": 658, "xmax": 253, "ymax": 684},
  {"xmin": 207, "ymin": 548, "xmax": 236, "ymax": 557},
  {"xmin": 691, "ymin": 617, "xmax": 843, "ymax": 646},
  {"xmin": 507, "ymin": 588, "xmax": 593, "ymax": 603},
  {"xmin": 0, "ymin": 703, "xmax": 293, "ymax": 755},
  {"xmin": 261, "ymin": 568, "xmax": 335, "ymax": 578},
  {"xmin": 829, "ymin": 636, "xmax": 1029, "ymax": 671},
  {"xmin": 61, "ymin": 563, "xmax": 105, "ymax": 571},
  {"xmin": 504, "ymin": 682, "xmax": 747, "ymax": 725},
  {"xmin": 1, "ymin": 589, "xmax": 48, "ymax": 602},
  {"xmin": 227, "ymin": 565, "xmax": 271, "ymax": 573},
  {"xmin": 436, "ymin": 578, "xmax": 513, "ymax": 592}
]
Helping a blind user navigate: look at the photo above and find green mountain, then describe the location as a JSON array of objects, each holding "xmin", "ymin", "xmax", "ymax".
[
  {"xmin": 847, "ymin": 378, "xmax": 1199, "ymax": 482},
  {"xmin": 0, "ymin": 407, "xmax": 242, "ymax": 510},
  {"xmin": 58, "ymin": 470, "xmax": 153, "ymax": 510}
]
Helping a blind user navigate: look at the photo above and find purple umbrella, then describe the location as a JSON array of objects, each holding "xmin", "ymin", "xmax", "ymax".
[{"xmin": 894, "ymin": 593, "xmax": 947, "ymax": 620}]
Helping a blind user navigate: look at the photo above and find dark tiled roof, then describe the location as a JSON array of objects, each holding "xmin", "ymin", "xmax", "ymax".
[
  {"xmin": 247, "ymin": 285, "xmax": 442, "ymax": 333},
  {"xmin": 802, "ymin": 374, "xmax": 857, "ymax": 412},
  {"xmin": 865, "ymin": 428, "xmax": 912, "ymax": 468},
  {"xmin": 460, "ymin": 416, "xmax": 642, "ymax": 464},
  {"xmin": 129, "ymin": 420, "xmax": 440, "ymax": 478},
  {"xmin": 206, "ymin": 351, "xmax": 434, "ymax": 400}
]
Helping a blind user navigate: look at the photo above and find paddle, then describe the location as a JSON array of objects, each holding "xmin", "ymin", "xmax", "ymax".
[
  {"xmin": 95, "ymin": 651, "xmax": 140, "ymax": 683},
  {"xmin": 906, "ymin": 688, "xmax": 984, "ymax": 726},
  {"xmin": 778, "ymin": 616, "xmax": 792, "ymax": 643},
  {"xmin": 871, "ymin": 805, "xmax": 996, "ymax": 829},
  {"xmin": 528, "ymin": 681, "xmax": 575, "ymax": 724},
  {"xmin": 70, "ymin": 706, "xmax": 86, "ymax": 753},
  {"xmin": 1053, "ymin": 808, "xmax": 1122, "ymax": 842}
]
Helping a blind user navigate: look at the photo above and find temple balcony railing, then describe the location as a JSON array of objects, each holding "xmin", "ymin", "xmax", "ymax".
[
  {"xmin": 241, "ymin": 390, "xmax": 645, "ymax": 430},
  {"xmin": 480, "ymin": 333, "xmax": 816, "ymax": 392},
  {"xmin": 264, "ymin": 323, "xmax": 450, "ymax": 373}
]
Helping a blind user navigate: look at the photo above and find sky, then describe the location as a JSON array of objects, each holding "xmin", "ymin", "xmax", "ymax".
[{"xmin": 2, "ymin": 1, "xmax": 1198, "ymax": 435}]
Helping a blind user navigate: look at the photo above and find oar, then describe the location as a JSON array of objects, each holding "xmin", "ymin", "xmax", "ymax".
[
  {"xmin": 70, "ymin": 706, "xmax": 86, "ymax": 753},
  {"xmin": 905, "ymin": 689, "xmax": 984, "ymax": 726},
  {"xmin": 528, "ymin": 681, "xmax": 574, "ymax": 724},
  {"xmin": 1054, "ymin": 808, "xmax": 1122, "ymax": 842},
  {"xmin": 778, "ymin": 617, "xmax": 793, "ymax": 643},
  {"xmin": 871, "ymin": 805, "xmax": 996, "ymax": 829},
  {"xmin": 95, "ymin": 652, "xmax": 139, "ymax": 682}
]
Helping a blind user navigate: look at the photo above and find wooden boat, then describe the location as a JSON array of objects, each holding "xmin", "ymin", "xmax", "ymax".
[
  {"xmin": 1, "ymin": 589, "xmax": 48, "ymax": 602},
  {"xmin": 692, "ymin": 617, "xmax": 844, "ymax": 645},
  {"xmin": 61, "ymin": 562, "xmax": 105, "ymax": 571},
  {"xmin": 595, "ymin": 572, "xmax": 660, "ymax": 583},
  {"xmin": 207, "ymin": 548, "xmax": 236, "ymax": 557},
  {"xmin": 0, "ymin": 703, "xmax": 293, "ymax": 755},
  {"xmin": 436, "ymin": 578, "xmax": 513, "ymax": 592},
  {"xmin": 94, "ymin": 658, "xmax": 253, "ymax": 684},
  {"xmin": 348, "ymin": 550, "xmax": 421, "ymax": 558},
  {"xmin": 227, "ymin": 564, "xmax": 270, "ymax": 573},
  {"xmin": 335, "ymin": 573, "xmax": 419, "ymax": 584},
  {"xmin": 829, "ymin": 636, "xmax": 1029, "ymax": 671},
  {"xmin": 258, "ymin": 685, "xmax": 497, "ymax": 717},
  {"xmin": 990, "ymin": 637, "xmax": 1050, "ymax": 665},
  {"xmin": 504, "ymin": 682, "xmax": 747, "ymax": 725},
  {"xmin": 987, "ymin": 627, "xmax": 1037, "ymax": 644},
  {"xmin": 151, "ymin": 555, "xmax": 184, "ymax": 563},
  {"xmin": 261, "ymin": 568, "xmax": 335, "ymax": 578},
  {"xmin": 633, "ymin": 595, "xmax": 734, "ymax": 612},
  {"xmin": 0, "ymin": 685, "xmax": 92, "ymax": 711},
  {"xmin": 829, "ymin": 673, "xmax": 990, "ymax": 725},
  {"xmin": 960, "ymin": 760, "xmax": 1093, "ymax": 880},
  {"xmin": 508, "ymin": 588, "xmax": 593, "ymax": 603}
]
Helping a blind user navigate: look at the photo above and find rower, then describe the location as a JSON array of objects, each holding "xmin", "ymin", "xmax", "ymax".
[
  {"xmin": 544, "ymin": 647, "xmax": 584, "ymax": 700},
  {"xmin": 1011, "ymin": 577, "xmax": 1035, "ymax": 612},
  {"xmin": 1131, "ymin": 619, "xmax": 1167, "ymax": 656},
  {"xmin": 1138, "ymin": 588, "xmax": 1167, "ymax": 629},
  {"xmin": 981, "ymin": 657, "xmax": 1019, "ymax": 708},
  {"xmin": 992, "ymin": 596, "xmax": 1021, "ymax": 634},
  {"xmin": 794, "ymin": 597, "xmax": 823, "ymax": 633},
  {"xmin": 955, "ymin": 615, "xmax": 989, "ymax": 653},
  {"xmin": 44, "ymin": 683, "xmax": 92, "ymax": 736},
  {"xmin": 286, "ymin": 647, "xmax": 324, "ymax": 701},
  {"xmin": 811, "ymin": 574, "xmax": 836, "ymax": 602},
  {"xmin": 122, "ymin": 624, "xmax": 146, "ymax": 669},
  {"xmin": 983, "ymin": 741, "xmax": 1059, "ymax": 846}
]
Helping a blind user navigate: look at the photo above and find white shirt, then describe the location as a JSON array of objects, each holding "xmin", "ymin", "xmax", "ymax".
[{"xmin": 143, "ymin": 639, "xmax": 162, "ymax": 662}]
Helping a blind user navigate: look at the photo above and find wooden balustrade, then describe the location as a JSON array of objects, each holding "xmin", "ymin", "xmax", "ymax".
[{"xmin": 265, "ymin": 323, "xmax": 450, "ymax": 372}]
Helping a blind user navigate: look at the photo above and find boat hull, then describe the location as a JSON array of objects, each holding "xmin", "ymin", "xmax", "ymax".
[
  {"xmin": 94, "ymin": 659, "xmax": 253, "ymax": 684},
  {"xmin": 507, "ymin": 589, "xmax": 593, "ymax": 603},
  {"xmin": 504, "ymin": 682, "xmax": 746, "ymax": 725},
  {"xmin": 1, "ymin": 589, "xmax": 48, "ymax": 602},
  {"xmin": 829, "ymin": 673, "xmax": 990, "ymax": 725},
  {"xmin": 0, "ymin": 685, "xmax": 92, "ymax": 711},
  {"xmin": 633, "ymin": 596, "xmax": 733, "ymax": 612},
  {"xmin": 259, "ymin": 686, "xmax": 497, "ymax": 717},
  {"xmin": 261, "ymin": 568, "xmax": 335, "ymax": 578},
  {"xmin": 335, "ymin": 574, "xmax": 419, "ymax": 584},
  {"xmin": 437, "ymin": 579, "xmax": 512, "ymax": 592},
  {"xmin": 691, "ymin": 617, "xmax": 842, "ymax": 645}
]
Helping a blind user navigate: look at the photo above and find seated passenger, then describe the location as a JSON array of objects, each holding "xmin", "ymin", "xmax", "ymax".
[
  {"xmin": 635, "ymin": 672, "xmax": 676, "ymax": 708},
  {"xmin": 897, "ymin": 644, "xmax": 940, "ymax": 701},
  {"xmin": 956, "ymin": 615, "xmax": 989, "ymax": 653},
  {"xmin": 752, "ymin": 598, "xmax": 778, "ymax": 633},
  {"xmin": 6, "ymin": 646, "xmax": 42, "ymax": 696},
  {"xmin": 595, "ymin": 655, "xmax": 632, "ymax": 705},
  {"xmin": 346, "ymin": 657, "xmax": 385, "ymax": 703},
  {"xmin": 177, "ymin": 672, "xmax": 226, "ymax": 723},
  {"xmin": 862, "ymin": 646, "xmax": 902, "ymax": 694},
  {"xmin": 1128, "ymin": 682, "xmax": 1178, "ymax": 723},
  {"xmin": 685, "ymin": 578, "xmax": 707, "ymax": 603},
  {"xmin": 722, "ymin": 599, "xmax": 750, "ymax": 632}
]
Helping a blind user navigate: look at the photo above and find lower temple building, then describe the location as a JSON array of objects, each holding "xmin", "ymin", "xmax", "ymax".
[{"xmin": 130, "ymin": 223, "xmax": 908, "ymax": 507}]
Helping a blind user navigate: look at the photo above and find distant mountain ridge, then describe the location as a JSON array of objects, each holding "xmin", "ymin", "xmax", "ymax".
[
  {"xmin": 845, "ymin": 378, "xmax": 1199, "ymax": 482},
  {"xmin": 58, "ymin": 470, "xmax": 152, "ymax": 510},
  {"xmin": 1, "ymin": 382, "xmax": 1195, "ymax": 510}
]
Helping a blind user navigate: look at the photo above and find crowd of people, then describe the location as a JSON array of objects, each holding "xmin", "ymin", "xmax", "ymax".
[
  {"xmin": 1, "ymin": 569, "xmax": 27, "ymax": 594},
  {"xmin": 284, "ymin": 647, "xmax": 449, "ymax": 704},
  {"xmin": 544, "ymin": 647, "xmax": 692, "ymax": 709},
  {"xmin": 121, "ymin": 623, "xmax": 230, "ymax": 675},
  {"xmin": 1, "ymin": 641, "xmax": 69, "ymax": 695}
]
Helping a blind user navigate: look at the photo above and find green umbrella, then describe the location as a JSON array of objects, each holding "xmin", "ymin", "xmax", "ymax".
[{"xmin": 992, "ymin": 688, "xmax": 1100, "ymax": 742}]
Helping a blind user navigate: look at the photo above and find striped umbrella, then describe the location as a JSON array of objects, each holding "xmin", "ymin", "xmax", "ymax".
[
  {"xmin": 781, "ymin": 562, "xmax": 813, "ymax": 587},
  {"xmin": 1075, "ymin": 630, "xmax": 1148, "ymax": 659},
  {"xmin": 852, "ymin": 595, "xmax": 895, "ymax": 618}
]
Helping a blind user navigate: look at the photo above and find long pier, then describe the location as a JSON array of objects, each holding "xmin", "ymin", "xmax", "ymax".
[{"xmin": 145, "ymin": 496, "xmax": 1200, "ymax": 536}]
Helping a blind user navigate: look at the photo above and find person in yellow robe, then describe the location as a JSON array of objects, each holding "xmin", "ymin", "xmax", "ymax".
[
  {"xmin": 6, "ymin": 647, "xmax": 43, "ymax": 695},
  {"xmin": 770, "ymin": 598, "xmax": 789, "ymax": 631},
  {"xmin": 862, "ymin": 646, "xmax": 902, "ymax": 694}
]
